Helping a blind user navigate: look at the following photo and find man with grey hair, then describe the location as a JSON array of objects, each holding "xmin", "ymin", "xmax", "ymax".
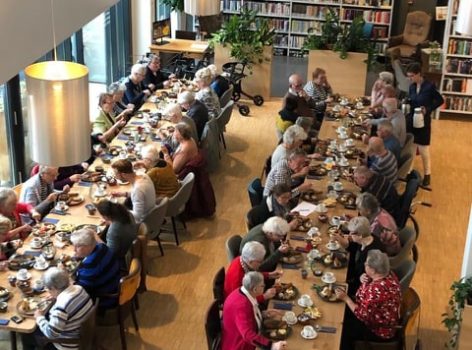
[
  {"xmin": 224, "ymin": 241, "xmax": 283, "ymax": 302},
  {"xmin": 71, "ymin": 228, "xmax": 120, "ymax": 309},
  {"xmin": 264, "ymin": 148, "xmax": 312, "ymax": 197},
  {"xmin": 367, "ymin": 137, "xmax": 398, "ymax": 184},
  {"xmin": 283, "ymin": 73, "xmax": 317, "ymax": 120},
  {"xmin": 240, "ymin": 217, "xmax": 291, "ymax": 272},
  {"xmin": 21, "ymin": 267, "xmax": 94, "ymax": 350},
  {"xmin": 20, "ymin": 166, "xmax": 68, "ymax": 217},
  {"xmin": 366, "ymin": 97, "xmax": 406, "ymax": 147},
  {"xmin": 376, "ymin": 120, "xmax": 401, "ymax": 161},
  {"xmin": 162, "ymin": 103, "xmax": 198, "ymax": 142},
  {"xmin": 144, "ymin": 54, "xmax": 174, "ymax": 90},
  {"xmin": 271, "ymin": 125, "xmax": 308, "ymax": 166},
  {"xmin": 177, "ymin": 90, "xmax": 209, "ymax": 140},
  {"xmin": 124, "ymin": 63, "xmax": 153, "ymax": 109}
]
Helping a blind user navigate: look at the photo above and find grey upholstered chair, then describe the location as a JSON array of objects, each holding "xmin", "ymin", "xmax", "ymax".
[
  {"xmin": 143, "ymin": 197, "xmax": 169, "ymax": 256},
  {"xmin": 215, "ymin": 100, "xmax": 234, "ymax": 149},
  {"xmin": 389, "ymin": 225, "xmax": 417, "ymax": 269},
  {"xmin": 219, "ymin": 86, "xmax": 234, "ymax": 108},
  {"xmin": 393, "ymin": 258, "xmax": 417, "ymax": 294},
  {"xmin": 225, "ymin": 234, "xmax": 242, "ymax": 263}
]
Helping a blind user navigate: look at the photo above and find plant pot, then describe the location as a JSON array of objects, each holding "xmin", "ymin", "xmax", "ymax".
[
  {"xmin": 307, "ymin": 50, "xmax": 368, "ymax": 98},
  {"xmin": 458, "ymin": 302, "xmax": 472, "ymax": 349},
  {"xmin": 214, "ymin": 44, "xmax": 272, "ymax": 101}
]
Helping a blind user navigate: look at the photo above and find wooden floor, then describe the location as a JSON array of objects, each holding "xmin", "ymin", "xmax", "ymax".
[{"xmin": 3, "ymin": 99, "xmax": 471, "ymax": 349}]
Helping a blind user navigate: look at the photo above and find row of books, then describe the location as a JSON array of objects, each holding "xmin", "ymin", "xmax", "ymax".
[
  {"xmin": 245, "ymin": 2, "xmax": 291, "ymax": 16},
  {"xmin": 220, "ymin": 0, "xmax": 241, "ymax": 12},
  {"xmin": 343, "ymin": 0, "xmax": 391, "ymax": 5},
  {"xmin": 371, "ymin": 27, "xmax": 388, "ymax": 39},
  {"xmin": 292, "ymin": 5, "xmax": 338, "ymax": 18},
  {"xmin": 442, "ymin": 96, "xmax": 472, "ymax": 111},
  {"xmin": 442, "ymin": 78, "xmax": 472, "ymax": 94},
  {"xmin": 274, "ymin": 34, "xmax": 289, "ymax": 47},
  {"xmin": 289, "ymin": 36, "xmax": 307, "ymax": 48},
  {"xmin": 291, "ymin": 20, "xmax": 319, "ymax": 32},
  {"xmin": 445, "ymin": 59, "xmax": 472, "ymax": 75},
  {"xmin": 340, "ymin": 8, "xmax": 390, "ymax": 23},
  {"xmin": 270, "ymin": 19, "xmax": 290, "ymax": 32},
  {"xmin": 448, "ymin": 39, "xmax": 472, "ymax": 56}
]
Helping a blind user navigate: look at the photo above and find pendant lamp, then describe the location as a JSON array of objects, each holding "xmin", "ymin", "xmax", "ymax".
[
  {"xmin": 184, "ymin": 0, "xmax": 220, "ymax": 16},
  {"xmin": 24, "ymin": 0, "xmax": 91, "ymax": 167},
  {"xmin": 456, "ymin": 0, "xmax": 472, "ymax": 36}
]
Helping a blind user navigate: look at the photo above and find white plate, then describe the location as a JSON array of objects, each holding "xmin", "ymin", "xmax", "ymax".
[
  {"xmin": 321, "ymin": 275, "xmax": 337, "ymax": 284},
  {"xmin": 338, "ymin": 134, "xmax": 348, "ymax": 140},
  {"xmin": 54, "ymin": 205, "xmax": 69, "ymax": 212},
  {"xmin": 297, "ymin": 298, "xmax": 314, "ymax": 307},
  {"xmin": 16, "ymin": 273, "xmax": 32, "ymax": 281},
  {"xmin": 33, "ymin": 263, "xmax": 49, "ymax": 271},
  {"xmin": 300, "ymin": 330, "xmax": 318, "ymax": 339},
  {"xmin": 325, "ymin": 242, "xmax": 341, "ymax": 251},
  {"xmin": 29, "ymin": 242, "xmax": 42, "ymax": 249}
]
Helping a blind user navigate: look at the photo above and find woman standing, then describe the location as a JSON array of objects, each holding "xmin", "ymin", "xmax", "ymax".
[{"xmin": 406, "ymin": 63, "xmax": 444, "ymax": 187}]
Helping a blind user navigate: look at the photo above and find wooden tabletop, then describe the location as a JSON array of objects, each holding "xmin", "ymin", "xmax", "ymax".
[{"xmin": 149, "ymin": 39, "xmax": 209, "ymax": 56}]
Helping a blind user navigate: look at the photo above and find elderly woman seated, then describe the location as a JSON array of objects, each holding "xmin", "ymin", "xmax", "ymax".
[
  {"xmin": 138, "ymin": 145, "xmax": 180, "ymax": 198},
  {"xmin": 71, "ymin": 228, "xmax": 121, "ymax": 309},
  {"xmin": 194, "ymin": 67, "xmax": 221, "ymax": 118},
  {"xmin": 222, "ymin": 271, "xmax": 287, "ymax": 350},
  {"xmin": 275, "ymin": 95, "xmax": 299, "ymax": 140},
  {"xmin": 271, "ymin": 125, "xmax": 307, "ymax": 166},
  {"xmin": 356, "ymin": 192, "xmax": 400, "ymax": 256},
  {"xmin": 224, "ymin": 241, "xmax": 282, "ymax": 302},
  {"xmin": 177, "ymin": 90, "xmax": 209, "ymax": 142},
  {"xmin": 335, "ymin": 250, "xmax": 401, "ymax": 350},
  {"xmin": 304, "ymin": 67, "xmax": 333, "ymax": 121},
  {"xmin": 332, "ymin": 216, "xmax": 385, "ymax": 293},
  {"xmin": 21, "ymin": 267, "xmax": 94, "ymax": 350},
  {"xmin": 92, "ymin": 93, "xmax": 128, "ymax": 143},
  {"xmin": 162, "ymin": 103, "xmax": 198, "ymax": 143},
  {"xmin": 108, "ymin": 81, "xmax": 135, "ymax": 116},
  {"xmin": 123, "ymin": 63, "xmax": 154, "ymax": 110},
  {"xmin": 240, "ymin": 217, "xmax": 290, "ymax": 272},
  {"xmin": 161, "ymin": 122, "xmax": 199, "ymax": 174},
  {"xmin": 371, "ymin": 71, "xmax": 395, "ymax": 109},
  {"xmin": 208, "ymin": 64, "xmax": 230, "ymax": 98}
]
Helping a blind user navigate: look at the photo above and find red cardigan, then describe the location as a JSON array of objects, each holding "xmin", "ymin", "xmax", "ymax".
[
  {"xmin": 222, "ymin": 289, "xmax": 272, "ymax": 350},
  {"xmin": 224, "ymin": 257, "xmax": 270, "ymax": 304}
]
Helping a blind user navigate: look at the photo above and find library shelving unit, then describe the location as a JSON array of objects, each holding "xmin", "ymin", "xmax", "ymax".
[
  {"xmin": 220, "ymin": 0, "xmax": 394, "ymax": 57},
  {"xmin": 439, "ymin": 0, "xmax": 472, "ymax": 117}
]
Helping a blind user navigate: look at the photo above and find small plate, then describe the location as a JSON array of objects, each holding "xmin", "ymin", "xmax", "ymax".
[
  {"xmin": 297, "ymin": 298, "xmax": 314, "ymax": 307},
  {"xmin": 325, "ymin": 242, "xmax": 341, "ymax": 251},
  {"xmin": 301, "ymin": 330, "xmax": 318, "ymax": 339},
  {"xmin": 16, "ymin": 272, "xmax": 32, "ymax": 281},
  {"xmin": 321, "ymin": 275, "xmax": 337, "ymax": 284},
  {"xmin": 54, "ymin": 205, "xmax": 69, "ymax": 212},
  {"xmin": 33, "ymin": 263, "xmax": 49, "ymax": 271}
]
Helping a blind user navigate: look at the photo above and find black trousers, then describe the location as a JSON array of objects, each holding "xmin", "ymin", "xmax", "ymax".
[{"xmin": 21, "ymin": 329, "xmax": 56, "ymax": 350}]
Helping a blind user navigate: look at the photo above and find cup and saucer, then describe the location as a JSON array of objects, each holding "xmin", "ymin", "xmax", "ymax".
[
  {"xmin": 297, "ymin": 294, "xmax": 314, "ymax": 307},
  {"xmin": 16, "ymin": 269, "xmax": 31, "ymax": 281},
  {"xmin": 345, "ymin": 138, "xmax": 355, "ymax": 147},
  {"xmin": 55, "ymin": 200, "xmax": 69, "ymax": 213},
  {"xmin": 321, "ymin": 272, "xmax": 337, "ymax": 284},
  {"xmin": 338, "ymin": 132, "xmax": 348, "ymax": 140},
  {"xmin": 33, "ymin": 257, "xmax": 49, "ymax": 271},
  {"xmin": 326, "ymin": 240, "xmax": 341, "ymax": 251},
  {"xmin": 301, "ymin": 325, "xmax": 318, "ymax": 340},
  {"xmin": 282, "ymin": 311, "xmax": 298, "ymax": 326},
  {"xmin": 30, "ymin": 237, "xmax": 44, "ymax": 249},
  {"xmin": 333, "ymin": 182, "xmax": 344, "ymax": 192},
  {"xmin": 32, "ymin": 280, "xmax": 46, "ymax": 292}
]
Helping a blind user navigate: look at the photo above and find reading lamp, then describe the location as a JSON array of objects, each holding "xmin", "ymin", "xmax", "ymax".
[{"xmin": 184, "ymin": 0, "xmax": 220, "ymax": 16}]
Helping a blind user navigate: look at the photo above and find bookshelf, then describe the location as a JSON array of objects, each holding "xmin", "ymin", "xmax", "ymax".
[
  {"xmin": 440, "ymin": 0, "xmax": 472, "ymax": 116},
  {"xmin": 220, "ymin": 0, "xmax": 394, "ymax": 57}
]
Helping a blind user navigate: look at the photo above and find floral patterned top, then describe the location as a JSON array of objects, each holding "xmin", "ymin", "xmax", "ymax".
[
  {"xmin": 195, "ymin": 87, "xmax": 221, "ymax": 119},
  {"xmin": 354, "ymin": 272, "xmax": 401, "ymax": 339}
]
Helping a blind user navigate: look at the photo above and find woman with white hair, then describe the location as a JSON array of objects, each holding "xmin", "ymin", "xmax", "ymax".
[
  {"xmin": 224, "ymin": 241, "xmax": 282, "ymax": 302},
  {"xmin": 356, "ymin": 192, "xmax": 400, "ymax": 256},
  {"xmin": 108, "ymin": 81, "xmax": 135, "ymax": 116},
  {"xmin": 194, "ymin": 67, "xmax": 221, "ymax": 118},
  {"xmin": 240, "ymin": 217, "xmax": 290, "ymax": 272},
  {"xmin": 123, "ymin": 63, "xmax": 154, "ymax": 109},
  {"xmin": 21, "ymin": 267, "xmax": 94, "ymax": 350},
  {"xmin": 208, "ymin": 64, "xmax": 230, "ymax": 98},
  {"xmin": 71, "ymin": 228, "xmax": 120, "ymax": 309},
  {"xmin": 177, "ymin": 90, "xmax": 209, "ymax": 141},
  {"xmin": 222, "ymin": 271, "xmax": 287, "ymax": 350},
  {"xmin": 162, "ymin": 103, "xmax": 198, "ymax": 143},
  {"xmin": 271, "ymin": 125, "xmax": 307, "ymax": 166},
  {"xmin": 335, "ymin": 250, "xmax": 401, "ymax": 349},
  {"xmin": 371, "ymin": 71, "xmax": 395, "ymax": 109}
]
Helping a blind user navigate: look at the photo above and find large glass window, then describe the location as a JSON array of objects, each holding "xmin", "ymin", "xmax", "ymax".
[
  {"xmin": 156, "ymin": 1, "xmax": 171, "ymax": 20},
  {"xmin": 0, "ymin": 84, "xmax": 13, "ymax": 186},
  {"xmin": 83, "ymin": 13, "xmax": 107, "ymax": 84}
]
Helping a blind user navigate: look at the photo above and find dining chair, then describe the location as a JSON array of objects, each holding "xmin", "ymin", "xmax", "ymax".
[
  {"xmin": 393, "ymin": 258, "xmax": 416, "ymax": 294},
  {"xmin": 201, "ymin": 118, "xmax": 220, "ymax": 170},
  {"xmin": 395, "ymin": 170, "xmax": 421, "ymax": 230},
  {"xmin": 246, "ymin": 204, "xmax": 269, "ymax": 231},
  {"xmin": 389, "ymin": 225, "xmax": 417, "ymax": 269},
  {"xmin": 130, "ymin": 235, "xmax": 148, "ymax": 294},
  {"xmin": 143, "ymin": 198, "xmax": 169, "ymax": 256},
  {"xmin": 247, "ymin": 177, "xmax": 264, "ymax": 207},
  {"xmin": 398, "ymin": 133, "xmax": 415, "ymax": 180},
  {"xmin": 215, "ymin": 100, "xmax": 234, "ymax": 150},
  {"xmin": 97, "ymin": 258, "xmax": 141, "ymax": 350},
  {"xmin": 225, "ymin": 235, "xmax": 242, "ymax": 263},
  {"xmin": 205, "ymin": 299, "xmax": 222, "ymax": 350},
  {"xmin": 219, "ymin": 86, "xmax": 234, "ymax": 108},
  {"xmin": 165, "ymin": 172, "xmax": 195, "ymax": 245},
  {"xmin": 212, "ymin": 267, "xmax": 225, "ymax": 308}
]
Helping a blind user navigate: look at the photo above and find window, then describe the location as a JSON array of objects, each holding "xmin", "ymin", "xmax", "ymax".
[
  {"xmin": 0, "ymin": 84, "xmax": 13, "ymax": 186},
  {"xmin": 156, "ymin": 0, "xmax": 171, "ymax": 20},
  {"xmin": 83, "ymin": 13, "xmax": 107, "ymax": 84}
]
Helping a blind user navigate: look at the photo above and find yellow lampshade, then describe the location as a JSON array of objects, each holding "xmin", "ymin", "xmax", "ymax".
[
  {"xmin": 184, "ymin": 0, "xmax": 220, "ymax": 16},
  {"xmin": 25, "ymin": 61, "xmax": 91, "ymax": 167},
  {"xmin": 456, "ymin": 0, "xmax": 472, "ymax": 36}
]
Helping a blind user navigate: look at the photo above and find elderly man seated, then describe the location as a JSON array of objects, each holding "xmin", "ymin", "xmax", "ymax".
[
  {"xmin": 271, "ymin": 125, "xmax": 307, "ymax": 166},
  {"xmin": 123, "ymin": 63, "xmax": 154, "ymax": 110},
  {"xmin": 283, "ymin": 74, "xmax": 317, "ymax": 121},
  {"xmin": 21, "ymin": 267, "xmax": 94, "ymax": 350},
  {"xmin": 367, "ymin": 137, "xmax": 398, "ymax": 184},
  {"xmin": 224, "ymin": 241, "xmax": 283, "ymax": 302},
  {"xmin": 177, "ymin": 90, "xmax": 209, "ymax": 141},
  {"xmin": 263, "ymin": 149, "xmax": 312, "ymax": 198},
  {"xmin": 144, "ymin": 54, "xmax": 174, "ymax": 90},
  {"xmin": 367, "ymin": 97, "xmax": 406, "ymax": 147},
  {"xmin": 20, "ymin": 166, "xmax": 68, "ymax": 218},
  {"xmin": 71, "ymin": 228, "xmax": 120, "ymax": 309},
  {"xmin": 240, "ymin": 217, "xmax": 290, "ymax": 272},
  {"xmin": 376, "ymin": 120, "xmax": 401, "ymax": 161},
  {"xmin": 353, "ymin": 166, "xmax": 400, "ymax": 218},
  {"xmin": 162, "ymin": 103, "xmax": 198, "ymax": 143},
  {"xmin": 111, "ymin": 159, "xmax": 156, "ymax": 224}
]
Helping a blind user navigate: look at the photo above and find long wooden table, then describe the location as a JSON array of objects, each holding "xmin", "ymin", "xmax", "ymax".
[
  {"xmin": 271, "ymin": 120, "xmax": 366, "ymax": 349},
  {"xmin": 150, "ymin": 38, "xmax": 209, "ymax": 59}
]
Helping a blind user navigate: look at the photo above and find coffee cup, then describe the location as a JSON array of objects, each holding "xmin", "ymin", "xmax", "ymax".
[
  {"xmin": 17, "ymin": 269, "xmax": 28, "ymax": 280},
  {"xmin": 307, "ymin": 227, "xmax": 320, "ymax": 238},
  {"xmin": 284, "ymin": 311, "xmax": 297, "ymax": 325},
  {"xmin": 0, "ymin": 302, "xmax": 7, "ymax": 313},
  {"xmin": 56, "ymin": 201, "xmax": 66, "ymax": 211},
  {"xmin": 33, "ymin": 280, "xmax": 44, "ymax": 291},
  {"xmin": 8, "ymin": 275, "xmax": 16, "ymax": 287},
  {"xmin": 85, "ymin": 204, "xmax": 97, "ymax": 216},
  {"xmin": 307, "ymin": 249, "xmax": 320, "ymax": 260},
  {"xmin": 345, "ymin": 138, "xmax": 354, "ymax": 147},
  {"xmin": 300, "ymin": 294, "xmax": 312, "ymax": 306},
  {"xmin": 322, "ymin": 272, "xmax": 335, "ymax": 283},
  {"xmin": 334, "ymin": 182, "xmax": 343, "ymax": 191},
  {"xmin": 32, "ymin": 237, "xmax": 42, "ymax": 246},
  {"xmin": 331, "ymin": 216, "xmax": 341, "ymax": 226},
  {"xmin": 302, "ymin": 325, "xmax": 316, "ymax": 338}
]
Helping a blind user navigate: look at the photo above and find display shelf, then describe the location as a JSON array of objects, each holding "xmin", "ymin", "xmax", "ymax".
[
  {"xmin": 441, "ymin": 109, "xmax": 472, "ymax": 115},
  {"xmin": 444, "ymin": 73, "xmax": 472, "ymax": 78}
]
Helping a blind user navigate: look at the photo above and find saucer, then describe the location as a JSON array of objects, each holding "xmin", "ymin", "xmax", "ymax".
[
  {"xmin": 338, "ymin": 134, "xmax": 348, "ymax": 140},
  {"xmin": 282, "ymin": 316, "xmax": 298, "ymax": 326},
  {"xmin": 325, "ymin": 242, "xmax": 341, "ymax": 251},
  {"xmin": 301, "ymin": 330, "xmax": 318, "ymax": 340},
  {"xmin": 321, "ymin": 275, "xmax": 337, "ymax": 284},
  {"xmin": 33, "ymin": 263, "xmax": 49, "ymax": 271},
  {"xmin": 297, "ymin": 298, "xmax": 314, "ymax": 307},
  {"xmin": 16, "ymin": 272, "xmax": 32, "ymax": 281},
  {"xmin": 54, "ymin": 205, "xmax": 69, "ymax": 212}
]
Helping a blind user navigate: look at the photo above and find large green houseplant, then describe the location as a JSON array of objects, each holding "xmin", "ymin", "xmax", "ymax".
[
  {"xmin": 443, "ymin": 276, "xmax": 472, "ymax": 348},
  {"xmin": 209, "ymin": 8, "xmax": 275, "ymax": 70}
]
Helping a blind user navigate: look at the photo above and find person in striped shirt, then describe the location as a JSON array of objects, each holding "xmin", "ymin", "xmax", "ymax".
[
  {"xmin": 303, "ymin": 67, "xmax": 333, "ymax": 122},
  {"xmin": 21, "ymin": 267, "xmax": 93, "ymax": 350},
  {"xmin": 367, "ymin": 137, "xmax": 398, "ymax": 184}
]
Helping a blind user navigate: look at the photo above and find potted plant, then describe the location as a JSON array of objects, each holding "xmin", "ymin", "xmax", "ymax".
[
  {"xmin": 161, "ymin": 0, "xmax": 184, "ymax": 12},
  {"xmin": 210, "ymin": 8, "xmax": 275, "ymax": 99},
  {"xmin": 443, "ymin": 276, "xmax": 472, "ymax": 349}
]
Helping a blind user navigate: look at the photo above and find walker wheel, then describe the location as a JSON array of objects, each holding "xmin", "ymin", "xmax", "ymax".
[
  {"xmin": 232, "ymin": 91, "xmax": 241, "ymax": 102},
  {"xmin": 253, "ymin": 95, "xmax": 264, "ymax": 106},
  {"xmin": 239, "ymin": 105, "xmax": 250, "ymax": 116}
]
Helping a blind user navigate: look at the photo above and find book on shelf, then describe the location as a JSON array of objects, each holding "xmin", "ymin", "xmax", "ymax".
[
  {"xmin": 445, "ymin": 58, "xmax": 472, "ymax": 75},
  {"xmin": 448, "ymin": 39, "xmax": 472, "ymax": 56},
  {"xmin": 443, "ymin": 96, "xmax": 472, "ymax": 111}
]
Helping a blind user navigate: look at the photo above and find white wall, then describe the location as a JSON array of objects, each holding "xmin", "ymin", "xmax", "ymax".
[
  {"xmin": 131, "ymin": 0, "xmax": 153, "ymax": 61},
  {"xmin": 0, "ymin": 0, "xmax": 118, "ymax": 84}
]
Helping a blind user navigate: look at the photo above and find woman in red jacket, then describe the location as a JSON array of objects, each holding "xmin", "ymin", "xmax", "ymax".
[
  {"xmin": 0, "ymin": 188, "xmax": 40, "ymax": 239},
  {"xmin": 222, "ymin": 271, "xmax": 287, "ymax": 350}
]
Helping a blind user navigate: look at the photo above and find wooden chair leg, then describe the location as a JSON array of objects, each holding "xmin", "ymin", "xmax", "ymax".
[
  {"xmin": 171, "ymin": 217, "xmax": 180, "ymax": 246},
  {"xmin": 131, "ymin": 303, "xmax": 139, "ymax": 332},
  {"xmin": 118, "ymin": 307, "xmax": 127, "ymax": 350}
]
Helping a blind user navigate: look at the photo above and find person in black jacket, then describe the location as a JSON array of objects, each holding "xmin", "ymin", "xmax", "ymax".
[
  {"xmin": 406, "ymin": 63, "xmax": 444, "ymax": 187},
  {"xmin": 123, "ymin": 64, "xmax": 154, "ymax": 110},
  {"xmin": 177, "ymin": 90, "xmax": 209, "ymax": 141},
  {"xmin": 144, "ymin": 55, "xmax": 174, "ymax": 90}
]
